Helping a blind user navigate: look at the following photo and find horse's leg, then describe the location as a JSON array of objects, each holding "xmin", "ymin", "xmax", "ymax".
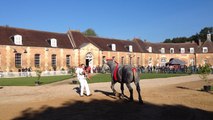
[
  {"xmin": 120, "ymin": 83, "xmax": 124, "ymax": 98},
  {"xmin": 111, "ymin": 80, "xmax": 119, "ymax": 97},
  {"xmin": 135, "ymin": 81, "xmax": 143, "ymax": 104},
  {"xmin": 126, "ymin": 83, "xmax": 133, "ymax": 102}
]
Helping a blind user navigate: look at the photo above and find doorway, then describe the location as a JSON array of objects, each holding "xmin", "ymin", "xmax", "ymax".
[{"xmin": 85, "ymin": 52, "xmax": 93, "ymax": 67}]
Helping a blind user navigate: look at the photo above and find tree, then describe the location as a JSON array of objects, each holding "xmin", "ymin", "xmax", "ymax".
[
  {"xmin": 163, "ymin": 27, "xmax": 213, "ymax": 43},
  {"xmin": 35, "ymin": 70, "xmax": 42, "ymax": 85},
  {"xmin": 164, "ymin": 38, "xmax": 172, "ymax": 43},
  {"xmin": 198, "ymin": 27, "xmax": 213, "ymax": 42},
  {"xmin": 198, "ymin": 64, "xmax": 212, "ymax": 92},
  {"xmin": 82, "ymin": 28, "xmax": 97, "ymax": 36}
]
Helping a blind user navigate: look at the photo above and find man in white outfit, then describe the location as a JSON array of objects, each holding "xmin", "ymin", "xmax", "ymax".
[{"xmin": 75, "ymin": 64, "xmax": 92, "ymax": 97}]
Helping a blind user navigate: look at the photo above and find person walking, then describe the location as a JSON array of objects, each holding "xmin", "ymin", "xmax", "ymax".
[{"xmin": 75, "ymin": 64, "xmax": 92, "ymax": 97}]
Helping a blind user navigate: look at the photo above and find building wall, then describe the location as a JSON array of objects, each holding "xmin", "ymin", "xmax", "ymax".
[
  {"xmin": 196, "ymin": 53, "xmax": 213, "ymax": 66},
  {"xmin": 138, "ymin": 52, "xmax": 213, "ymax": 67},
  {"xmin": 0, "ymin": 45, "xmax": 73, "ymax": 72},
  {"xmin": 101, "ymin": 51, "xmax": 142, "ymax": 66},
  {"xmin": 1, "ymin": 45, "xmax": 213, "ymax": 72},
  {"xmin": 78, "ymin": 43, "xmax": 100, "ymax": 67}
]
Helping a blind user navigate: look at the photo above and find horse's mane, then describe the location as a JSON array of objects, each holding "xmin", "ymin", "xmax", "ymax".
[{"xmin": 106, "ymin": 59, "xmax": 118, "ymax": 64}]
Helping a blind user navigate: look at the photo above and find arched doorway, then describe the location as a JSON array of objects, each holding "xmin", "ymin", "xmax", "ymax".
[{"xmin": 85, "ymin": 52, "xmax": 93, "ymax": 67}]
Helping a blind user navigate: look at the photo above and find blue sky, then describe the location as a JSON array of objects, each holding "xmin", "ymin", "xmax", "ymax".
[{"xmin": 0, "ymin": 0, "xmax": 213, "ymax": 42}]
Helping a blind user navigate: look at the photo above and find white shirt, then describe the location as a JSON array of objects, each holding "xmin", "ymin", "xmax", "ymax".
[{"xmin": 76, "ymin": 67, "xmax": 85, "ymax": 79}]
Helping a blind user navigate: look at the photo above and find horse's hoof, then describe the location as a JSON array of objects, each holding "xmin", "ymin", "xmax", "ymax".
[
  {"xmin": 119, "ymin": 94, "xmax": 125, "ymax": 99},
  {"xmin": 129, "ymin": 98, "xmax": 134, "ymax": 102},
  {"xmin": 139, "ymin": 100, "xmax": 144, "ymax": 104},
  {"xmin": 115, "ymin": 92, "xmax": 120, "ymax": 97}
]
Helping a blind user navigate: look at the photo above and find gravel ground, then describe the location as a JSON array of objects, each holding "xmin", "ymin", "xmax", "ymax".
[{"xmin": 0, "ymin": 74, "xmax": 213, "ymax": 120}]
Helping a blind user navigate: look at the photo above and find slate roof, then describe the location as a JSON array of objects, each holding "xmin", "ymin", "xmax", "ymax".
[
  {"xmin": 133, "ymin": 38, "xmax": 199, "ymax": 54},
  {"xmin": 1, "ymin": 26, "xmax": 212, "ymax": 54},
  {"xmin": 87, "ymin": 36, "xmax": 142, "ymax": 52},
  {"xmin": 69, "ymin": 31, "xmax": 101, "ymax": 49},
  {"xmin": 197, "ymin": 40, "xmax": 213, "ymax": 53},
  {"xmin": 0, "ymin": 26, "xmax": 73, "ymax": 48}
]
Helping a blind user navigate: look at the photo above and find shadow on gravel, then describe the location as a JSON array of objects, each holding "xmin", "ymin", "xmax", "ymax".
[
  {"xmin": 176, "ymin": 86, "xmax": 213, "ymax": 95},
  {"xmin": 13, "ymin": 99, "xmax": 213, "ymax": 120}
]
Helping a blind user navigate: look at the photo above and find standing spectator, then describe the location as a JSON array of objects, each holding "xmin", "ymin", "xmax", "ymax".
[{"xmin": 28, "ymin": 67, "xmax": 32, "ymax": 77}]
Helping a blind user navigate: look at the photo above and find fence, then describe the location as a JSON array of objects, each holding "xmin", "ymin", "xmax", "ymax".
[{"xmin": 0, "ymin": 70, "xmax": 69, "ymax": 78}]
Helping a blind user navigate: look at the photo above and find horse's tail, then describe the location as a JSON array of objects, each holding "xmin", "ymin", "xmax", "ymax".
[{"xmin": 132, "ymin": 68, "xmax": 137, "ymax": 82}]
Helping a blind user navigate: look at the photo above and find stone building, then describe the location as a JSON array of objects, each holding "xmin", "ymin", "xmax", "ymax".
[{"xmin": 0, "ymin": 26, "xmax": 213, "ymax": 72}]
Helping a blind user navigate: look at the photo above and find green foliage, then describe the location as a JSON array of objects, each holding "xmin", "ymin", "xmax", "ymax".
[
  {"xmin": 0, "ymin": 75, "xmax": 72, "ymax": 86},
  {"xmin": 0, "ymin": 73, "xmax": 188, "ymax": 86},
  {"xmin": 88, "ymin": 73, "xmax": 187, "ymax": 83},
  {"xmin": 164, "ymin": 38, "xmax": 172, "ymax": 43},
  {"xmin": 88, "ymin": 74, "xmax": 111, "ymax": 83},
  {"xmin": 199, "ymin": 27, "xmax": 213, "ymax": 42},
  {"xmin": 35, "ymin": 70, "xmax": 42, "ymax": 80},
  {"xmin": 82, "ymin": 28, "xmax": 97, "ymax": 36},
  {"xmin": 198, "ymin": 64, "xmax": 212, "ymax": 85},
  {"xmin": 163, "ymin": 27, "xmax": 213, "ymax": 43},
  {"xmin": 68, "ymin": 67, "xmax": 76, "ymax": 77}
]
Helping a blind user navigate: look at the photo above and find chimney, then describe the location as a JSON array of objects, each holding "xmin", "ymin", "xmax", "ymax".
[
  {"xmin": 198, "ymin": 39, "xmax": 202, "ymax": 46},
  {"xmin": 207, "ymin": 30, "xmax": 211, "ymax": 41}
]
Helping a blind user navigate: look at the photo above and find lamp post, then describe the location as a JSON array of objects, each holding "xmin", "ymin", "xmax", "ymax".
[{"xmin": 128, "ymin": 53, "xmax": 135, "ymax": 66}]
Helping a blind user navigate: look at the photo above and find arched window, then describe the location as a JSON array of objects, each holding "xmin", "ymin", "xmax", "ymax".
[
  {"xmin": 129, "ymin": 45, "xmax": 133, "ymax": 52},
  {"xmin": 47, "ymin": 38, "xmax": 57, "ymax": 47},
  {"xmin": 180, "ymin": 48, "xmax": 185, "ymax": 54},
  {"xmin": 203, "ymin": 47, "xmax": 208, "ymax": 53},
  {"xmin": 170, "ymin": 48, "xmax": 174, "ymax": 54},
  {"xmin": 148, "ymin": 46, "xmax": 152, "ymax": 53},
  {"xmin": 190, "ymin": 48, "xmax": 194, "ymax": 53},
  {"xmin": 12, "ymin": 35, "xmax": 22, "ymax": 45},
  {"xmin": 85, "ymin": 52, "xmax": 93, "ymax": 67},
  {"xmin": 111, "ymin": 44, "xmax": 116, "ymax": 51},
  {"xmin": 161, "ymin": 48, "xmax": 165, "ymax": 53}
]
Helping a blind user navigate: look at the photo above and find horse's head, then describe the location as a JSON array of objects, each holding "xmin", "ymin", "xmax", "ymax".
[{"xmin": 101, "ymin": 59, "xmax": 115, "ymax": 73}]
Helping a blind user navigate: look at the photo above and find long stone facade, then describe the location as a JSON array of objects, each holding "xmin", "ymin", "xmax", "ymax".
[{"xmin": 0, "ymin": 26, "xmax": 213, "ymax": 72}]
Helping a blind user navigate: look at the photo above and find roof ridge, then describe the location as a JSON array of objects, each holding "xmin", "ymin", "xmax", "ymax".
[
  {"xmin": 0, "ymin": 26, "xmax": 66, "ymax": 35},
  {"xmin": 87, "ymin": 36, "xmax": 129, "ymax": 41}
]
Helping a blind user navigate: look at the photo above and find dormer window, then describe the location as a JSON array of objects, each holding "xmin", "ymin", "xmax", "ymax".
[
  {"xmin": 203, "ymin": 47, "xmax": 208, "ymax": 53},
  {"xmin": 12, "ymin": 35, "xmax": 22, "ymax": 45},
  {"xmin": 189, "ymin": 48, "xmax": 194, "ymax": 53},
  {"xmin": 161, "ymin": 48, "xmax": 165, "ymax": 53},
  {"xmin": 170, "ymin": 48, "xmax": 174, "ymax": 54},
  {"xmin": 148, "ymin": 46, "xmax": 152, "ymax": 53},
  {"xmin": 180, "ymin": 48, "xmax": 185, "ymax": 54},
  {"xmin": 48, "ymin": 38, "xmax": 57, "ymax": 47},
  {"xmin": 112, "ymin": 44, "xmax": 116, "ymax": 51},
  {"xmin": 129, "ymin": 45, "xmax": 133, "ymax": 52}
]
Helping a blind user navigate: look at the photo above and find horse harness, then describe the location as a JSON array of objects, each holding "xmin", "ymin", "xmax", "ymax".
[{"xmin": 113, "ymin": 62, "xmax": 137, "ymax": 82}]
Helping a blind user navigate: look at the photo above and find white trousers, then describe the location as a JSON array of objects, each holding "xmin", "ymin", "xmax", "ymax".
[{"xmin": 78, "ymin": 78, "xmax": 90, "ymax": 96}]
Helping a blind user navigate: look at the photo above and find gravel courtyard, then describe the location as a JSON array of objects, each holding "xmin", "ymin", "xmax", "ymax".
[{"xmin": 0, "ymin": 74, "xmax": 213, "ymax": 120}]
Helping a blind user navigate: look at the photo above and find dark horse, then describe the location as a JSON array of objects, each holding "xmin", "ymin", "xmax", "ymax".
[{"xmin": 102, "ymin": 59, "xmax": 143, "ymax": 103}]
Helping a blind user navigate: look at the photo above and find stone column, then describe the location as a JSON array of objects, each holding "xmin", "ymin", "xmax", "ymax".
[
  {"xmin": 6, "ymin": 46, "xmax": 11, "ymax": 72},
  {"xmin": 26, "ymin": 47, "xmax": 31, "ymax": 67},
  {"xmin": 44, "ymin": 48, "xmax": 49, "ymax": 71},
  {"xmin": 60, "ymin": 49, "xmax": 64, "ymax": 68}
]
